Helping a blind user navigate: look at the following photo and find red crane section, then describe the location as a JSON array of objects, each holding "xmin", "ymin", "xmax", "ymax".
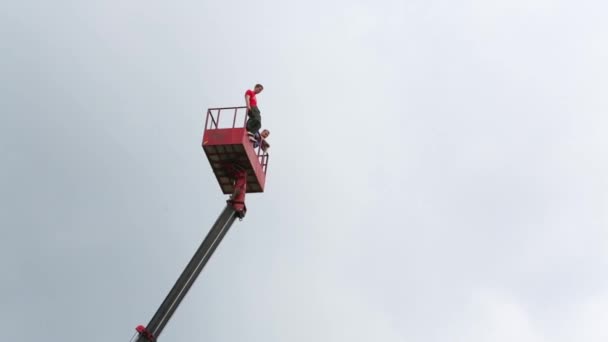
[{"xmin": 202, "ymin": 106, "xmax": 269, "ymax": 194}]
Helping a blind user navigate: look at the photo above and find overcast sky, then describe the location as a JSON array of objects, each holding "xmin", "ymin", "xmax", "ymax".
[{"xmin": 1, "ymin": 0, "xmax": 607, "ymax": 341}]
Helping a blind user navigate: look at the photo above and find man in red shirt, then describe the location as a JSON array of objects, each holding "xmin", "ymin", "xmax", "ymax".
[{"xmin": 245, "ymin": 84, "xmax": 264, "ymax": 135}]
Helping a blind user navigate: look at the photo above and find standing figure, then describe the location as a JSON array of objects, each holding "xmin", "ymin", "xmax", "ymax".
[{"xmin": 245, "ymin": 84, "xmax": 264, "ymax": 135}]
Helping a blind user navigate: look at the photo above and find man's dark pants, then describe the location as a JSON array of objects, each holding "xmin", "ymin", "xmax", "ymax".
[{"xmin": 246, "ymin": 106, "xmax": 261, "ymax": 133}]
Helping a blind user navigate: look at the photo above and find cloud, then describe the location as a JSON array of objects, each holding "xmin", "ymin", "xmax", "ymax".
[
  {"xmin": 453, "ymin": 288, "xmax": 546, "ymax": 342},
  {"xmin": 567, "ymin": 291, "xmax": 608, "ymax": 342}
]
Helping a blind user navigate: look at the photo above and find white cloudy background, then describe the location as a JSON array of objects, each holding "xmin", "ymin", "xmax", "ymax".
[{"xmin": 1, "ymin": 0, "xmax": 607, "ymax": 341}]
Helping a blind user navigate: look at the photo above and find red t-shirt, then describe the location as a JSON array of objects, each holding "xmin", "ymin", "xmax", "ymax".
[{"xmin": 245, "ymin": 89, "xmax": 257, "ymax": 107}]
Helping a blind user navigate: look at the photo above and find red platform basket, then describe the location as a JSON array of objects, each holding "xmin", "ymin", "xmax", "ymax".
[{"xmin": 202, "ymin": 107, "xmax": 269, "ymax": 194}]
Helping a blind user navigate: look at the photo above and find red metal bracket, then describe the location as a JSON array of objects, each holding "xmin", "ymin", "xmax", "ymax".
[
  {"xmin": 136, "ymin": 325, "xmax": 156, "ymax": 341},
  {"xmin": 226, "ymin": 168, "xmax": 247, "ymax": 218}
]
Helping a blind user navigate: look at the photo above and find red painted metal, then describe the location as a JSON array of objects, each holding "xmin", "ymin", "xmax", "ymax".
[
  {"xmin": 136, "ymin": 325, "xmax": 155, "ymax": 341},
  {"xmin": 226, "ymin": 168, "xmax": 247, "ymax": 217},
  {"xmin": 202, "ymin": 106, "xmax": 269, "ymax": 194}
]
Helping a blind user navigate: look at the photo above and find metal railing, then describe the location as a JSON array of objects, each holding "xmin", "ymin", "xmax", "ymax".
[
  {"xmin": 257, "ymin": 149, "xmax": 269, "ymax": 175},
  {"xmin": 204, "ymin": 106, "xmax": 249, "ymax": 130},
  {"xmin": 204, "ymin": 106, "xmax": 269, "ymax": 174}
]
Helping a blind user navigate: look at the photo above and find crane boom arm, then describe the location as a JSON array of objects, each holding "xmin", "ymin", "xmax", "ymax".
[{"xmin": 135, "ymin": 169, "xmax": 248, "ymax": 341}]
